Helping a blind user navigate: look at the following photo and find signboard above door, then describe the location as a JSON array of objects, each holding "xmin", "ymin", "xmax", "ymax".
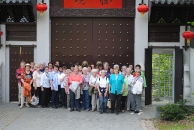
[{"xmin": 64, "ymin": 0, "xmax": 122, "ymax": 8}]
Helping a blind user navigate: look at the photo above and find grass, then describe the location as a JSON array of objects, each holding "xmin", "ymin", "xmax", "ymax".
[{"xmin": 154, "ymin": 115, "xmax": 194, "ymax": 130}]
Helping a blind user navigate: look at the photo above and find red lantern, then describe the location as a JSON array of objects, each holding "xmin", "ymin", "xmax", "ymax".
[
  {"xmin": 137, "ymin": 4, "xmax": 149, "ymax": 17},
  {"xmin": 36, "ymin": 2, "xmax": 47, "ymax": 16},
  {"xmin": 0, "ymin": 31, "xmax": 3, "ymax": 36},
  {"xmin": 182, "ymin": 30, "xmax": 194, "ymax": 44}
]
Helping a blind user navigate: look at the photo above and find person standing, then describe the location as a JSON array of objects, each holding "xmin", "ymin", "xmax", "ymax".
[
  {"xmin": 121, "ymin": 72, "xmax": 128, "ymax": 113},
  {"xmin": 41, "ymin": 66, "xmax": 50, "ymax": 108},
  {"xmin": 64, "ymin": 69, "xmax": 71, "ymax": 110},
  {"xmin": 30, "ymin": 62, "xmax": 35, "ymax": 73},
  {"xmin": 82, "ymin": 67, "xmax": 90, "ymax": 111},
  {"xmin": 33, "ymin": 64, "xmax": 43, "ymax": 106},
  {"xmin": 97, "ymin": 70, "xmax": 109, "ymax": 114},
  {"xmin": 40, "ymin": 62, "xmax": 45, "ymax": 73},
  {"xmin": 133, "ymin": 64, "xmax": 147, "ymax": 88},
  {"xmin": 126, "ymin": 68, "xmax": 134, "ymax": 111},
  {"xmin": 59, "ymin": 67, "xmax": 67, "ymax": 109},
  {"xmin": 109, "ymin": 65, "xmax": 124, "ymax": 115},
  {"xmin": 89, "ymin": 69, "xmax": 99, "ymax": 112},
  {"xmin": 131, "ymin": 70, "xmax": 143, "ymax": 113},
  {"xmin": 69, "ymin": 67, "xmax": 82, "ymax": 112},
  {"xmin": 50, "ymin": 65, "xmax": 59, "ymax": 109},
  {"xmin": 16, "ymin": 61, "xmax": 25, "ymax": 106},
  {"xmin": 20, "ymin": 63, "xmax": 33, "ymax": 109},
  {"xmin": 48, "ymin": 62, "xmax": 53, "ymax": 72}
]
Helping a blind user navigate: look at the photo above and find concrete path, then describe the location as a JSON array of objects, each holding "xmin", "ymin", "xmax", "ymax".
[{"xmin": 0, "ymin": 103, "xmax": 157, "ymax": 130}]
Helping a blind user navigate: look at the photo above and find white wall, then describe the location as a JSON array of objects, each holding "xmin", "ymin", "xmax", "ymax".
[
  {"xmin": 190, "ymin": 49, "xmax": 194, "ymax": 104},
  {"xmin": 36, "ymin": 0, "xmax": 50, "ymax": 64},
  {"xmin": 134, "ymin": 0, "xmax": 149, "ymax": 66}
]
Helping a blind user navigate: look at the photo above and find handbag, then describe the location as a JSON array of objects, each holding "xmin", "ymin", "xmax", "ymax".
[
  {"xmin": 31, "ymin": 94, "xmax": 39, "ymax": 106},
  {"xmin": 107, "ymin": 98, "xmax": 111, "ymax": 108}
]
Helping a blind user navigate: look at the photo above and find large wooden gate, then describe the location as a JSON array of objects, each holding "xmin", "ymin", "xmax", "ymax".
[
  {"xmin": 10, "ymin": 46, "xmax": 34, "ymax": 101},
  {"xmin": 51, "ymin": 17, "xmax": 134, "ymax": 67}
]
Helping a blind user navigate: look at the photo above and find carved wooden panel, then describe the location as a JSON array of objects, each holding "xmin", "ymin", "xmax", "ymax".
[
  {"xmin": 51, "ymin": 17, "xmax": 134, "ymax": 68},
  {"xmin": 6, "ymin": 23, "xmax": 36, "ymax": 41},
  {"xmin": 10, "ymin": 46, "xmax": 34, "ymax": 101},
  {"xmin": 148, "ymin": 24, "xmax": 180, "ymax": 42}
]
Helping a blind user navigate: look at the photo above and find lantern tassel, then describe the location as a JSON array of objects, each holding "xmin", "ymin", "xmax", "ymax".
[
  {"xmin": 141, "ymin": 12, "xmax": 145, "ymax": 17},
  {"xmin": 187, "ymin": 39, "xmax": 190, "ymax": 44},
  {"xmin": 40, "ymin": 12, "xmax": 43, "ymax": 16}
]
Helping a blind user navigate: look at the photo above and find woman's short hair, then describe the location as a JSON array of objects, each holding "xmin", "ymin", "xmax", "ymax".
[
  {"xmin": 82, "ymin": 67, "xmax": 88, "ymax": 72},
  {"xmin": 113, "ymin": 64, "xmax": 119, "ymax": 69},
  {"xmin": 101, "ymin": 70, "xmax": 106, "ymax": 73},
  {"xmin": 91, "ymin": 69, "xmax": 98, "ymax": 73},
  {"xmin": 35, "ymin": 64, "xmax": 40, "ymax": 68},
  {"xmin": 66, "ymin": 69, "xmax": 72, "ymax": 73}
]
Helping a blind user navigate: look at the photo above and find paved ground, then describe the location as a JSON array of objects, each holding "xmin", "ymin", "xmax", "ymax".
[{"xmin": 0, "ymin": 103, "xmax": 157, "ymax": 130}]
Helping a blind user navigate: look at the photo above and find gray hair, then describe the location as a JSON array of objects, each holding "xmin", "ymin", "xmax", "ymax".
[
  {"xmin": 113, "ymin": 64, "xmax": 119, "ymax": 69},
  {"xmin": 103, "ymin": 62, "xmax": 109, "ymax": 66},
  {"xmin": 91, "ymin": 69, "xmax": 98, "ymax": 73},
  {"xmin": 82, "ymin": 67, "xmax": 88, "ymax": 72}
]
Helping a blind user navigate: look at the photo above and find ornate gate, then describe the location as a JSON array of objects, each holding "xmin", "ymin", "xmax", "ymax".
[
  {"xmin": 10, "ymin": 46, "xmax": 34, "ymax": 101},
  {"xmin": 51, "ymin": 17, "xmax": 134, "ymax": 67}
]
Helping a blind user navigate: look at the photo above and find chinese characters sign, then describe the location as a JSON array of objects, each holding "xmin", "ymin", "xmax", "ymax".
[{"xmin": 64, "ymin": 0, "xmax": 122, "ymax": 8}]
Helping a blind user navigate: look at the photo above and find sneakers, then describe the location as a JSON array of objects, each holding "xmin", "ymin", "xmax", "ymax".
[
  {"xmin": 68, "ymin": 108, "xmax": 71, "ymax": 111},
  {"xmin": 127, "ymin": 108, "xmax": 129, "ymax": 111},
  {"xmin": 19, "ymin": 105, "xmax": 23, "ymax": 109},
  {"xmin": 26, "ymin": 103, "xmax": 30, "ymax": 108},
  {"xmin": 122, "ymin": 110, "xmax": 125, "ymax": 113}
]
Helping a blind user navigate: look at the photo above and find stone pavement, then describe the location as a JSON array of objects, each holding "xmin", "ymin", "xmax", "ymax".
[{"xmin": 0, "ymin": 103, "xmax": 157, "ymax": 130}]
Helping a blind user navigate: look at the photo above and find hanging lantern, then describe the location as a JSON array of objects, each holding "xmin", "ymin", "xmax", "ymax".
[
  {"xmin": 137, "ymin": 4, "xmax": 149, "ymax": 17},
  {"xmin": 182, "ymin": 30, "xmax": 194, "ymax": 44},
  {"xmin": 36, "ymin": 2, "xmax": 47, "ymax": 16},
  {"xmin": 0, "ymin": 31, "xmax": 3, "ymax": 36}
]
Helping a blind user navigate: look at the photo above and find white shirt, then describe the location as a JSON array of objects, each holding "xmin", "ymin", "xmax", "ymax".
[
  {"xmin": 97, "ymin": 77, "xmax": 109, "ymax": 88},
  {"xmin": 59, "ymin": 73, "xmax": 66, "ymax": 88},
  {"xmin": 89, "ymin": 76, "xmax": 98, "ymax": 86},
  {"xmin": 57, "ymin": 73, "xmax": 62, "ymax": 85},
  {"xmin": 126, "ymin": 74, "xmax": 133, "ymax": 90},
  {"xmin": 40, "ymin": 72, "xmax": 50, "ymax": 88},
  {"xmin": 33, "ymin": 71, "xmax": 42, "ymax": 87}
]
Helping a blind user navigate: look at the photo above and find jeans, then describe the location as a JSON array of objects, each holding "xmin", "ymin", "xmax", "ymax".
[
  {"xmin": 99, "ymin": 93, "xmax": 107, "ymax": 112},
  {"xmin": 61, "ymin": 88, "xmax": 67, "ymax": 107},
  {"xmin": 52, "ymin": 90, "xmax": 58, "ymax": 107},
  {"xmin": 70, "ymin": 90, "xmax": 79, "ymax": 110},
  {"xmin": 127, "ymin": 90, "xmax": 133, "ymax": 109},
  {"xmin": 111, "ymin": 94, "xmax": 121, "ymax": 112},
  {"xmin": 82, "ymin": 90, "xmax": 89, "ymax": 110},
  {"xmin": 133, "ymin": 94, "xmax": 141, "ymax": 111}
]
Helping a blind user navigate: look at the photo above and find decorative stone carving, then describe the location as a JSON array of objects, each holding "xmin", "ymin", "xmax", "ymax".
[{"xmin": 50, "ymin": 7, "xmax": 135, "ymax": 17}]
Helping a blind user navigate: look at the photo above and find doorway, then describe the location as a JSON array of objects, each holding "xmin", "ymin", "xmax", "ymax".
[
  {"xmin": 145, "ymin": 47, "xmax": 183, "ymax": 105},
  {"xmin": 152, "ymin": 52, "xmax": 173, "ymax": 104}
]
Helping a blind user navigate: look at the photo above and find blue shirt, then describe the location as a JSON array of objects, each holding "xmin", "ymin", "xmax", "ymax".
[
  {"xmin": 50, "ymin": 72, "xmax": 59, "ymax": 91},
  {"xmin": 109, "ymin": 74, "xmax": 124, "ymax": 95}
]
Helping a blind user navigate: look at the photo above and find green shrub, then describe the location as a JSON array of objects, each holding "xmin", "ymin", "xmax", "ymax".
[{"xmin": 157, "ymin": 99, "xmax": 189, "ymax": 121}]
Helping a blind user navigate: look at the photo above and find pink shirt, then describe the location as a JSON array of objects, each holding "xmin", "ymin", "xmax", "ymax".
[{"xmin": 69, "ymin": 73, "xmax": 82, "ymax": 83}]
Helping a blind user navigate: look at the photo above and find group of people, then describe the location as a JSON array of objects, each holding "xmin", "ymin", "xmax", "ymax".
[{"xmin": 16, "ymin": 61, "xmax": 146, "ymax": 115}]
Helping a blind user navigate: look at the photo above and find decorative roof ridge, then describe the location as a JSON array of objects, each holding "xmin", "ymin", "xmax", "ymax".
[{"xmin": 150, "ymin": 0, "xmax": 194, "ymax": 5}]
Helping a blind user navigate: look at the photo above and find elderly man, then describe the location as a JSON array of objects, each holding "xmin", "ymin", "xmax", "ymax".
[
  {"xmin": 100, "ymin": 62, "xmax": 111, "ymax": 79},
  {"xmin": 121, "ymin": 65, "xmax": 127, "ymax": 73},
  {"xmin": 40, "ymin": 62, "xmax": 45, "ymax": 73}
]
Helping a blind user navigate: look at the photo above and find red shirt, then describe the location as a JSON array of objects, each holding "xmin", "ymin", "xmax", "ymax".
[{"xmin": 16, "ymin": 68, "xmax": 25, "ymax": 84}]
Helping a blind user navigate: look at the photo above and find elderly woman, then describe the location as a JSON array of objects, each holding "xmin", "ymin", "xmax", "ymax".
[
  {"xmin": 109, "ymin": 65, "xmax": 124, "ymax": 115},
  {"xmin": 64, "ymin": 69, "xmax": 72, "ymax": 110},
  {"xmin": 97, "ymin": 70, "xmax": 109, "ymax": 114},
  {"xmin": 59, "ymin": 66, "xmax": 67, "ymax": 109},
  {"xmin": 82, "ymin": 67, "xmax": 90, "ymax": 111},
  {"xmin": 69, "ymin": 66, "xmax": 82, "ymax": 112},
  {"xmin": 131, "ymin": 70, "xmax": 143, "ymax": 113},
  {"xmin": 126, "ymin": 68, "xmax": 134, "ymax": 111},
  {"xmin": 121, "ymin": 71, "xmax": 128, "ymax": 113},
  {"xmin": 33, "ymin": 64, "xmax": 43, "ymax": 106},
  {"xmin": 20, "ymin": 63, "xmax": 33, "ymax": 109},
  {"xmin": 41, "ymin": 66, "xmax": 50, "ymax": 108},
  {"xmin": 89, "ymin": 69, "xmax": 99, "ymax": 112},
  {"xmin": 50, "ymin": 65, "xmax": 59, "ymax": 109}
]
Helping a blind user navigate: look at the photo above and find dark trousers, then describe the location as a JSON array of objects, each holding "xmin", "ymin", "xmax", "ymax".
[
  {"xmin": 70, "ymin": 90, "xmax": 79, "ymax": 110},
  {"xmin": 41, "ymin": 87, "xmax": 50, "ymax": 107},
  {"xmin": 61, "ymin": 88, "xmax": 67, "ymax": 107},
  {"xmin": 121, "ymin": 96, "xmax": 127, "ymax": 110},
  {"xmin": 57, "ymin": 85, "xmax": 61, "ymax": 105},
  {"xmin": 35, "ymin": 87, "xmax": 42, "ymax": 105},
  {"xmin": 52, "ymin": 90, "xmax": 58, "ymax": 107},
  {"xmin": 111, "ymin": 94, "xmax": 121, "ymax": 112}
]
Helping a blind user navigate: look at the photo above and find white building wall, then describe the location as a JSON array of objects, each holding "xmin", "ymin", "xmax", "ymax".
[{"xmin": 36, "ymin": 0, "xmax": 50, "ymax": 64}]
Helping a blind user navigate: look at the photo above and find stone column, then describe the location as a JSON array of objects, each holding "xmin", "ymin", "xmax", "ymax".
[{"xmin": 36, "ymin": 0, "xmax": 50, "ymax": 64}]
